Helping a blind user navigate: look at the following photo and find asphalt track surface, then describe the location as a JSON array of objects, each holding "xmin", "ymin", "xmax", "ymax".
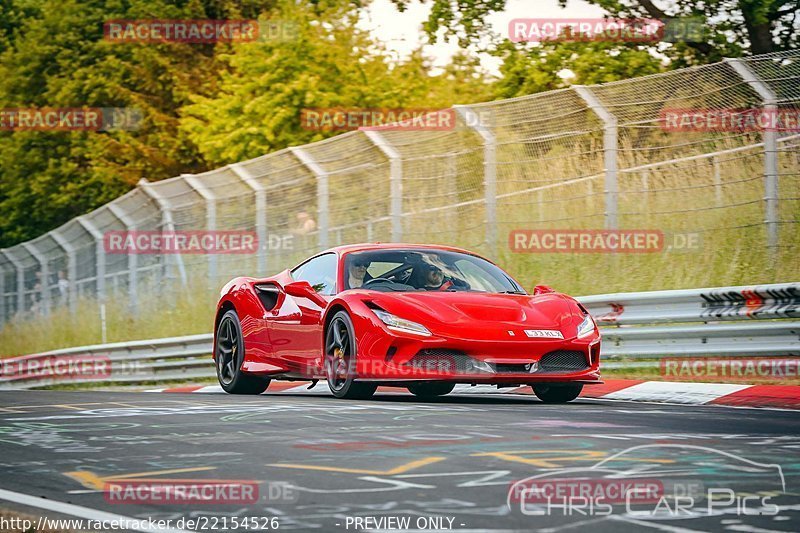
[{"xmin": 0, "ymin": 388, "xmax": 798, "ymax": 532}]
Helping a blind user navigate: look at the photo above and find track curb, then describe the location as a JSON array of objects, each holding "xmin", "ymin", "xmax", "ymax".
[{"xmin": 149, "ymin": 379, "xmax": 800, "ymax": 409}]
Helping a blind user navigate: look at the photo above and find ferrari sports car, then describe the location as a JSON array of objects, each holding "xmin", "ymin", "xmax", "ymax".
[{"xmin": 213, "ymin": 243, "xmax": 601, "ymax": 402}]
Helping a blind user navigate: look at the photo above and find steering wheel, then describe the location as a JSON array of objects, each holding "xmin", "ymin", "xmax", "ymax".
[{"xmin": 362, "ymin": 277, "xmax": 393, "ymax": 288}]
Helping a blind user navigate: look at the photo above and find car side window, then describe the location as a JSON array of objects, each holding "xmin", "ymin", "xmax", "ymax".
[{"xmin": 291, "ymin": 253, "xmax": 338, "ymax": 295}]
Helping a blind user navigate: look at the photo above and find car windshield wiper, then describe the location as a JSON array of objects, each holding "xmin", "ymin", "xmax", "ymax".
[{"xmin": 499, "ymin": 290, "xmax": 527, "ymax": 294}]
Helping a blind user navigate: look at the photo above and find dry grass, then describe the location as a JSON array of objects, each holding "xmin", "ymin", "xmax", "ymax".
[{"xmin": 1, "ymin": 133, "xmax": 797, "ymax": 361}]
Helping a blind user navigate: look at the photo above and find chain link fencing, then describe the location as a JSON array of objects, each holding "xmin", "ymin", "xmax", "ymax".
[{"xmin": 0, "ymin": 51, "xmax": 798, "ymax": 327}]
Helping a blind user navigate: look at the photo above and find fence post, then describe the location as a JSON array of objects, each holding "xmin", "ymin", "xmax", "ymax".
[
  {"xmin": 107, "ymin": 203, "xmax": 138, "ymax": 313},
  {"xmin": 363, "ymin": 131, "xmax": 403, "ymax": 242},
  {"xmin": 138, "ymin": 179, "xmax": 188, "ymax": 287},
  {"xmin": 49, "ymin": 230, "xmax": 78, "ymax": 314},
  {"xmin": 1, "ymin": 249, "xmax": 25, "ymax": 315},
  {"xmin": 183, "ymin": 174, "xmax": 217, "ymax": 288},
  {"xmin": 230, "ymin": 163, "xmax": 268, "ymax": 273},
  {"xmin": 76, "ymin": 216, "xmax": 106, "ymax": 303},
  {"xmin": 712, "ymin": 156, "xmax": 723, "ymax": 207},
  {"xmin": 574, "ymin": 86, "xmax": 619, "ymax": 229},
  {"xmin": 0, "ymin": 260, "xmax": 5, "ymax": 324},
  {"xmin": 21, "ymin": 242, "xmax": 50, "ymax": 315},
  {"xmin": 290, "ymin": 147, "xmax": 330, "ymax": 249},
  {"xmin": 455, "ymin": 105, "xmax": 497, "ymax": 256},
  {"xmin": 725, "ymin": 58, "xmax": 779, "ymax": 256}
]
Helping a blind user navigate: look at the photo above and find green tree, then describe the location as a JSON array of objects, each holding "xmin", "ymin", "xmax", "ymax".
[
  {"xmin": 494, "ymin": 38, "xmax": 664, "ymax": 98},
  {"xmin": 180, "ymin": 2, "xmax": 493, "ymax": 165},
  {"xmin": 393, "ymin": 0, "xmax": 800, "ymax": 63},
  {"xmin": 0, "ymin": 0, "xmax": 276, "ymax": 247}
]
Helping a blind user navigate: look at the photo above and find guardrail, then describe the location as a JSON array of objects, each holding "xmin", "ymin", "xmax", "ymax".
[
  {"xmin": 1, "ymin": 282, "xmax": 797, "ymax": 389},
  {"xmin": 580, "ymin": 282, "xmax": 800, "ymax": 364}
]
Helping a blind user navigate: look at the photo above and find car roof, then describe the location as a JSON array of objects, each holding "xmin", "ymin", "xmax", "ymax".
[{"xmin": 322, "ymin": 243, "xmax": 478, "ymax": 256}]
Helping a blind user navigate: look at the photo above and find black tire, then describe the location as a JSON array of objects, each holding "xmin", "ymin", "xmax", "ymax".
[
  {"xmin": 407, "ymin": 382, "xmax": 456, "ymax": 398},
  {"xmin": 325, "ymin": 311, "xmax": 377, "ymax": 400},
  {"xmin": 531, "ymin": 383, "xmax": 583, "ymax": 403},
  {"xmin": 216, "ymin": 310, "xmax": 270, "ymax": 394}
]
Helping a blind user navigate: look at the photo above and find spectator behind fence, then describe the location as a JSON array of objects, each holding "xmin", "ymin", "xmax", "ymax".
[
  {"xmin": 293, "ymin": 211, "xmax": 317, "ymax": 235},
  {"xmin": 57, "ymin": 270, "xmax": 70, "ymax": 303}
]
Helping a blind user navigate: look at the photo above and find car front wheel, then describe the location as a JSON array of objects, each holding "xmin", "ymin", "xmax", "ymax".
[{"xmin": 325, "ymin": 311, "xmax": 377, "ymax": 400}]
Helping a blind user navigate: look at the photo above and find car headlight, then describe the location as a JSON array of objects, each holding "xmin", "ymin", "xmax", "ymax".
[
  {"xmin": 372, "ymin": 309, "xmax": 432, "ymax": 337},
  {"xmin": 576, "ymin": 314, "xmax": 596, "ymax": 339}
]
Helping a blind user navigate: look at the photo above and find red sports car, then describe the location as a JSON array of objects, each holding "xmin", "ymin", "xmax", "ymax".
[{"xmin": 213, "ymin": 243, "xmax": 601, "ymax": 402}]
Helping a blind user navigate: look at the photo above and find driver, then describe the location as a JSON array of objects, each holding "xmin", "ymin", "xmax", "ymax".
[
  {"xmin": 347, "ymin": 258, "xmax": 369, "ymax": 288},
  {"xmin": 417, "ymin": 263, "xmax": 453, "ymax": 291}
]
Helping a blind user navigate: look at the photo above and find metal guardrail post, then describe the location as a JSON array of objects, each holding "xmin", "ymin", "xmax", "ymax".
[
  {"xmin": 574, "ymin": 86, "xmax": 619, "ymax": 229},
  {"xmin": 712, "ymin": 156, "xmax": 723, "ymax": 207},
  {"xmin": 107, "ymin": 203, "xmax": 138, "ymax": 313},
  {"xmin": 0, "ymin": 249, "xmax": 25, "ymax": 315},
  {"xmin": 725, "ymin": 58, "xmax": 779, "ymax": 256},
  {"xmin": 138, "ymin": 179, "xmax": 188, "ymax": 287},
  {"xmin": 49, "ymin": 230, "xmax": 78, "ymax": 314},
  {"xmin": 363, "ymin": 131, "xmax": 403, "ymax": 242},
  {"xmin": 290, "ymin": 147, "xmax": 330, "ymax": 249},
  {"xmin": 183, "ymin": 174, "xmax": 217, "ymax": 287},
  {"xmin": 455, "ymin": 105, "xmax": 497, "ymax": 257},
  {"xmin": 21, "ymin": 242, "xmax": 50, "ymax": 314},
  {"xmin": 230, "ymin": 163, "xmax": 268, "ymax": 273},
  {"xmin": 0, "ymin": 260, "xmax": 4, "ymax": 324},
  {"xmin": 76, "ymin": 216, "xmax": 106, "ymax": 302},
  {"xmin": 0, "ymin": 256, "xmax": 9, "ymax": 324}
]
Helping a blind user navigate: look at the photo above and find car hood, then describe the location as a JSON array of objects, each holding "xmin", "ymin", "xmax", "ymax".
[{"xmin": 365, "ymin": 291, "xmax": 583, "ymax": 337}]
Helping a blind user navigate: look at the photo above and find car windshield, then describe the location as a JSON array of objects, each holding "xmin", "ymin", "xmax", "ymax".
[{"xmin": 343, "ymin": 249, "xmax": 524, "ymax": 293}]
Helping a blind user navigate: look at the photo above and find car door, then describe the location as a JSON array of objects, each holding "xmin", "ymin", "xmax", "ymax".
[{"xmin": 269, "ymin": 253, "xmax": 338, "ymax": 375}]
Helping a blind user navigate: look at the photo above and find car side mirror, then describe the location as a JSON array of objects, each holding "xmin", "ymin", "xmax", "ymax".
[
  {"xmin": 284, "ymin": 280, "xmax": 327, "ymax": 307},
  {"xmin": 533, "ymin": 284, "xmax": 555, "ymax": 295}
]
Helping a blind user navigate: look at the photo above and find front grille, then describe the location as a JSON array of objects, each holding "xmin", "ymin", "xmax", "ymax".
[
  {"xmin": 406, "ymin": 349, "xmax": 472, "ymax": 373},
  {"xmin": 538, "ymin": 350, "xmax": 589, "ymax": 373},
  {"xmin": 405, "ymin": 349, "xmax": 589, "ymax": 375},
  {"xmin": 495, "ymin": 363, "xmax": 529, "ymax": 374}
]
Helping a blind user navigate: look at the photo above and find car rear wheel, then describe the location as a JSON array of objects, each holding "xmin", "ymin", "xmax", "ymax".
[
  {"xmin": 216, "ymin": 310, "xmax": 271, "ymax": 394},
  {"xmin": 531, "ymin": 383, "xmax": 583, "ymax": 403},
  {"xmin": 407, "ymin": 382, "xmax": 455, "ymax": 398},
  {"xmin": 325, "ymin": 311, "xmax": 377, "ymax": 400}
]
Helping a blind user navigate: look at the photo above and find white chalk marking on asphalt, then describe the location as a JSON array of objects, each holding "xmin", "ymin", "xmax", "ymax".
[
  {"xmin": 0, "ymin": 487, "xmax": 191, "ymax": 533},
  {"xmin": 452, "ymin": 384, "xmax": 508, "ymax": 394}
]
